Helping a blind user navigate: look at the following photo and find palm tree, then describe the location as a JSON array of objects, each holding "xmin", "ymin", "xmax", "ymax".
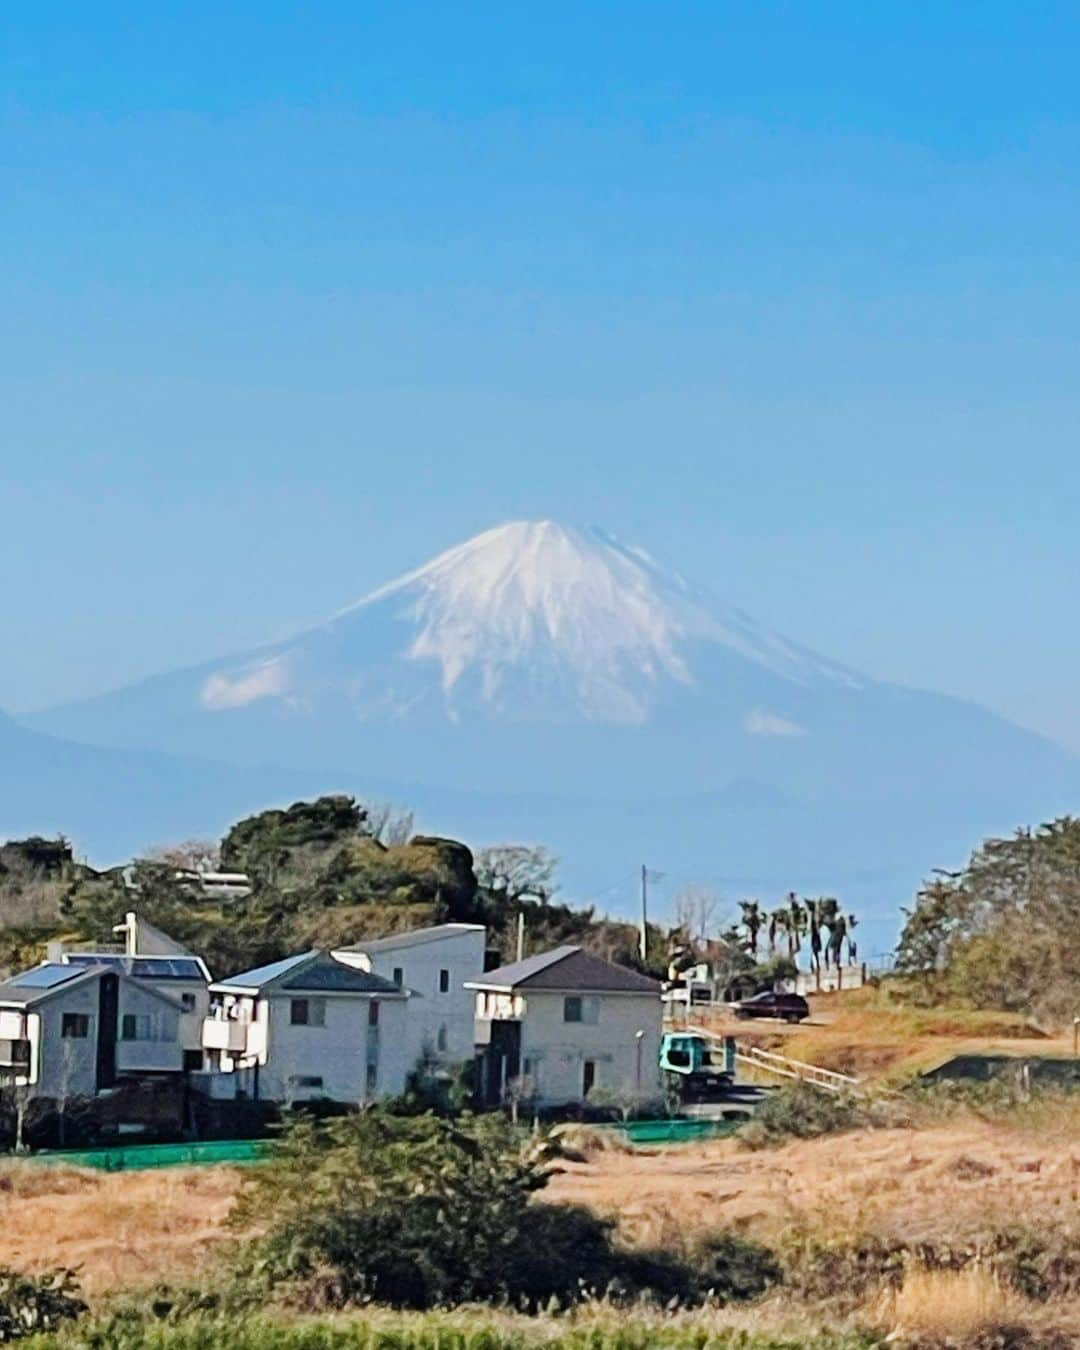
[
  {"xmin": 846, "ymin": 914, "xmax": 859, "ymax": 964},
  {"xmin": 806, "ymin": 899, "xmax": 823, "ymax": 974},
  {"xmin": 785, "ymin": 892, "xmax": 806, "ymax": 961},
  {"xmin": 815, "ymin": 897, "xmax": 840, "ymax": 967},
  {"xmin": 739, "ymin": 900, "xmax": 764, "ymax": 957},
  {"xmin": 827, "ymin": 912, "xmax": 848, "ymax": 970},
  {"xmin": 768, "ymin": 906, "xmax": 787, "ymax": 956}
]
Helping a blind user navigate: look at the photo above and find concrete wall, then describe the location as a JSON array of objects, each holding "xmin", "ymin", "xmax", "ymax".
[{"xmin": 518, "ymin": 990, "xmax": 662, "ymax": 1108}]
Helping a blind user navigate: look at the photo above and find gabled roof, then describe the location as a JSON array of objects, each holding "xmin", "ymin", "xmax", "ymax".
[
  {"xmin": 465, "ymin": 946, "xmax": 662, "ymax": 995},
  {"xmin": 213, "ymin": 952, "xmax": 314, "ymax": 992},
  {"xmin": 334, "ymin": 923, "xmax": 485, "ymax": 955},
  {"xmin": 0, "ymin": 962, "xmax": 187, "ymax": 1013},
  {"xmin": 212, "ymin": 950, "xmax": 404, "ymax": 997},
  {"xmin": 280, "ymin": 954, "xmax": 402, "ymax": 995},
  {"xmin": 0, "ymin": 963, "xmax": 97, "ymax": 1006}
]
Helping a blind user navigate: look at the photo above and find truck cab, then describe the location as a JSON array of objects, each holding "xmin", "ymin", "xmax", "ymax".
[{"xmin": 659, "ymin": 1031, "xmax": 735, "ymax": 1099}]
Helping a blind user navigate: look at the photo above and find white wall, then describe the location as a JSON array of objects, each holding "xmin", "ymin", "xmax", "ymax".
[
  {"xmin": 337, "ymin": 928, "xmax": 485, "ymax": 1076},
  {"xmin": 33, "ymin": 983, "xmax": 100, "ymax": 1098},
  {"xmin": 115, "ymin": 982, "xmax": 183, "ymax": 1074},
  {"xmin": 241, "ymin": 992, "xmax": 411, "ymax": 1104},
  {"xmin": 518, "ymin": 990, "xmax": 662, "ymax": 1108}
]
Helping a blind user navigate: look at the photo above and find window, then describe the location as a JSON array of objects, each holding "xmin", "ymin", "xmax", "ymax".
[
  {"xmin": 289, "ymin": 998, "xmax": 325, "ymax": 1027},
  {"xmin": 368, "ymin": 1000, "xmax": 379, "ymax": 1027},
  {"xmin": 365, "ymin": 1061, "xmax": 377, "ymax": 1094},
  {"xmin": 563, "ymin": 995, "xmax": 598, "ymax": 1025},
  {"xmin": 438, "ymin": 968, "xmax": 450, "ymax": 993},
  {"xmin": 582, "ymin": 1060, "xmax": 597, "ymax": 1097},
  {"xmin": 180, "ymin": 993, "xmax": 197, "ymax": 1012},
  {"xmin": 288, "ymin": 1075, "xmax": 324, "ymax": 1090},
  {"xmin": 121, "ymin": 1013, "xmax": 156, "ymax": 1041},
  {"xmin": 61, "ymin": 1013, "xmax": 89, "ymax": 1039},
  {"xmin": 392, "ymin": 967, "xmax": 404, "ymax": 987},
  {"xmin": 436, "ymin": 1024, "xmax": 448, "ymax": 1052}
]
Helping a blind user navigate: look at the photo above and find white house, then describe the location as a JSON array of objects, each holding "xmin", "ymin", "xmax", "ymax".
[
  {"xmin": 0, "ymin": 961, "xmax": 185, "ymax": 1100},
  {"xmin": 466, "ymin": 946, "xmax": 663, "ymax": 1109},
  {"xmin": 332, "ymin": 923, "xmax": 485, "ymax": 1071},
  {"xmin": 48, "ymin": 912, "xmax": 212, "ymax": 1071},
  {"xmin": 201, "ymin": 950, "xmax": 409, "ymax": 1104}
]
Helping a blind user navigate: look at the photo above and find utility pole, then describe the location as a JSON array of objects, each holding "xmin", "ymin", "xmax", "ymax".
[{"xmin": 639, "ymin": 864, "xmax": 648, "ymax": 962}]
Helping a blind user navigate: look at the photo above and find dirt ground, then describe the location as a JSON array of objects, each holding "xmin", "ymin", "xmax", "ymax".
[{"xmin": 2, "ymin": 1108, "xmax": 1077, "ymax": 1297}]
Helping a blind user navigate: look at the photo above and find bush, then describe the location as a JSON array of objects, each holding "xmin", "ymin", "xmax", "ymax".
[
  {"xmin": 739, "ymin": 1084, "xmax": 866, "ymax": 1149},
  {"xmin": 0, "ymin": 1266, "xmax": 85, "ymax": 1340},
  {"xmin": 231, "ymin": 1109, "xmax": 778, "ymax": 1311}
]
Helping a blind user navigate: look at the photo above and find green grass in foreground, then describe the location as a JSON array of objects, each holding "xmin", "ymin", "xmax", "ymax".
[{"xmin": 24, "ymin": 1309, "xmax": 883, "ymax": 1350}]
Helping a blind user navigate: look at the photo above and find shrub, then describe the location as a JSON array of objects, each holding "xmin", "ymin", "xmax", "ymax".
[
  {"xmin": 231, "ymin": 1109, "xmax": 779, "ymax": 1312},
  {"xmin": 0, "ymin": 1266, "xmax": 85, "ymax": 1340},
  {"xmin": 739, "ymin": 1084, "xmax": 866, "ymax": 1148}
]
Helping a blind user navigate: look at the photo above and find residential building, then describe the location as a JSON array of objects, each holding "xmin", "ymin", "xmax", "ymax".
[
  {"xmin": 466, "ymin": 946, "xmax": 663, "ymax": 1109},
  {"xmin": 201, "ymin": 951, "xmax": 408, "ymax": 1104},
  {"xmin": 0, "ymin": 961, "xmax": 185, "ymax": 1099},
  {"xmin": 332, "ymin": 923, "xmax": 484, "ymax": 1071},
  {"xmin": 49, "ymin": 912, "xmax": 212, "ymax": 1070}
]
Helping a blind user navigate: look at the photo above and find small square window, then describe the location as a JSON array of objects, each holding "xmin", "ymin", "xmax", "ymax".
[
  {"xmin": 288, "ymin": 999, "xmax": 322, "ymax": 1026},
  {"xmin": 61, "ymin": 1012, "xmax": 89, "ymax": 1039},
  {"xmin": 180, "ymin": 992, "xmax": 197, "ymax": 1012},
  {"xmin": 438, "ymin": 968, "xmax": 450, "ymax": 993},
  {"xmin": 563, "ymin": 996, "xmax": 583, "ymax": 1024}
]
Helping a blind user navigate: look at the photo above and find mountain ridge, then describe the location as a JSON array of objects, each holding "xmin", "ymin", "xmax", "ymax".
[{"xmin": 19, "ymin": 520, "xmax": 1080, "ymax": 944}]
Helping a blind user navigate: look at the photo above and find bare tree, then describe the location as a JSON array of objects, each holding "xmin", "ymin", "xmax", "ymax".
[
  {"xmin": 144, "ymin": 840, "xmax": 221, "ymax": 871},
  {"xmin": 475, "ymin": 846, "xmax": 558, "ymax": 906},
  {"xmin": 672, "ymin": 884, "xmax": 720, "ymax": 948},
  {"xmin": 364, "ymin": 802, "xmax": 416, "ymax": 847}
]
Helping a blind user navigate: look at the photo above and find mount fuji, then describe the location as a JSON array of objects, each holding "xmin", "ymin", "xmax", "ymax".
[{"xmin": 24, "ymin": 521, "xmax": 1080, "ymax": 941}]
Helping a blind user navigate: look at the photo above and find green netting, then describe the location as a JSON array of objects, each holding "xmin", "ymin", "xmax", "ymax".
[
  {"xmin": 32, "ymin": 1138, "xmax": 271, "ymax": 1171},
  {"xmin": 611, "ymin": 1117, "xmax": 740, "ymax": 1144}
]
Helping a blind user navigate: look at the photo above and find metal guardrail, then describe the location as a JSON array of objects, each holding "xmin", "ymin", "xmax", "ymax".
[
  {"xmin": 733, "ymin": 1043, "xmax": 862, "ymax": 1094},
  {"xmin": 685, "ymin": 1023, "xmax": 863, "ymax": 1096}
]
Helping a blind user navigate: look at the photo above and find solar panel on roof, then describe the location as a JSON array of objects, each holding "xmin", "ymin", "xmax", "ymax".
[
  {"xmin": 64, "ymin": 953, "xmax": 205, "ymax": 980},
  {"xmin": 11, "ymin": 965, "xmax": 80, "ymax": 989},
  {"xmin": 65, "ymin": 954, "xmax": 124, "ymax": 970}
]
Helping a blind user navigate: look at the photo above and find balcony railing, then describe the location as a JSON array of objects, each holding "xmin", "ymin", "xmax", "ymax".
[{"xmin": 201, "ymin": 1019, "xmax": 249, "ymax": 1054}]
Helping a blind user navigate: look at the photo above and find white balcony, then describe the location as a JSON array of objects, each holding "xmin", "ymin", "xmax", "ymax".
[
  {"xmin": 0, "ymin": 1010, "xmax": 26, "ymax": 1041},
  {"xmin": 0, "ymin": 1038, "xmax": 30, "ymax": 1069},
  {"xmin": 201, "ymin": 1018, "xmax": 249, "ymax": 1054}
]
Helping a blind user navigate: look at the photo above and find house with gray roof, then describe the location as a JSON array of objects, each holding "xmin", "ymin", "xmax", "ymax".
[
  {"xmin": 201, "ymin": 950, "xmax": 409, "ymax": 1104},
  {"xmin": 465, "ymin": 946, "xmax": 662, "ymax": 1109},
  {"xmin": 0, "ymin": 960, "xmax": 186, "ymax": 1102}
]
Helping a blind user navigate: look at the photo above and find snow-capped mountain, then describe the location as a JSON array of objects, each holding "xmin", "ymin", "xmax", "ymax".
[
  {"xmin": 199, "ymin": 521, "xmax": 860, "ymax": 727},
  {"xmin": 24, "ymin": 520, "xmax": 1080, "ymax": 935}
]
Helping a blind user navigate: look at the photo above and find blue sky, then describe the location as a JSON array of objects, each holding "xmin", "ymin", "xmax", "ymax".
[{"xmin": 4, "ymin": 3, "xmax": 1080, "ymax": 748}]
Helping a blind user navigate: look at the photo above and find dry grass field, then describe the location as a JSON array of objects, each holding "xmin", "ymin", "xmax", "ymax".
[{"xmin": 2, "ymin": 994, "xmax": 1077, "ymax": 1344}]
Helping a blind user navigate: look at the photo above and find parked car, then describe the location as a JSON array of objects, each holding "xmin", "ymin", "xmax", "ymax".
[{"xmin": 731, "ymin": 990, "xmax": 810, "ymax": 1023}]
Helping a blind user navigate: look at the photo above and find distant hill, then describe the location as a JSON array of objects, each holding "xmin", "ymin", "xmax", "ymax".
[{"xmin": 21, "ymin": 521, "xmax": 1080, "ymax": 949}]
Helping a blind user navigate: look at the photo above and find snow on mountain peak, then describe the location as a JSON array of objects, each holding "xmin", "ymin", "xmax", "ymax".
[{"xmin": 199, "ymin": 520, "xmax": 861, "ymax": 723}]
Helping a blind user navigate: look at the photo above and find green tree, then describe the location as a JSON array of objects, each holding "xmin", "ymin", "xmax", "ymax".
[{"xmin": 897, "ymin": 817, "xmax": 1080, "ymax": 1021}]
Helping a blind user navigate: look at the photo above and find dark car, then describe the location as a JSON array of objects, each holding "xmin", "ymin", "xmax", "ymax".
[{"xmin": 732, "ymin": 990, "xmax": 810, "ymax": 1023}]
